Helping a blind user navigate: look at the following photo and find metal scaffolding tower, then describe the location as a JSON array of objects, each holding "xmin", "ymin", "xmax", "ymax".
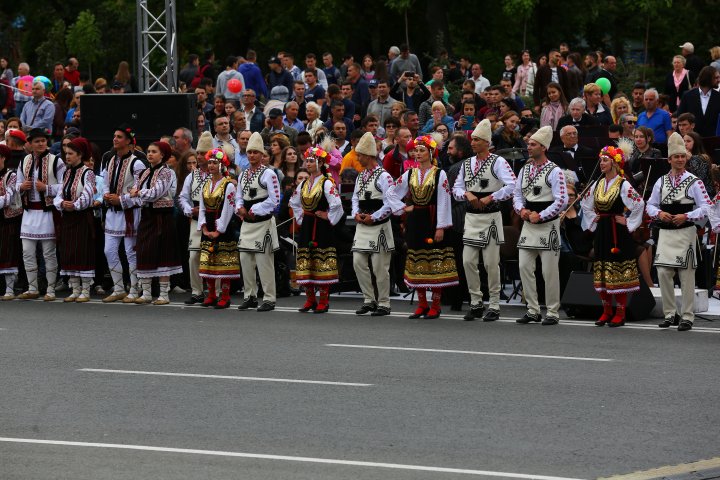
[{"xmin": 136, "ymin": 0, "xmax": 178, "ymax": 92}]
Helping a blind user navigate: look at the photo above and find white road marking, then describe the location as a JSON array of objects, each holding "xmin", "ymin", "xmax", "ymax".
[
  {"xmin": 326, "ymin": 344, "xmax": 613, "ymax": 362},
  {"xmin": 78, "ymin": 368, "xmax": 372, "ymax": 387},
  {"xmin": 0, "ymin": 436, "xmax": 586, "ymax": 480},
  {"xmin": 10, "ymin": 300, "xmax": 720, "ymax": 333}
]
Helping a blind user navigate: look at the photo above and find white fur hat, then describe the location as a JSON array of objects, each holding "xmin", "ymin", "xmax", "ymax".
[
  {"xmin": 471, "ymin": 119, "xmax": 492, "ymax": 142},
  {"xmin": 246, "ymin": 132, "xmax": 265, "ymax": 153},
  {"xmin": 196, "ymin": 131, "xmax": 213, "ymax": 154},
  {"xmin": 355, "ymin": 132, "xmax": 377, "ymax": 157},
  {"xmin": 530, "ymin": 125, "xmax": 553, "ymax": 149},
  {"xmin": 667, "ymin": 132, "xmax": 688, "ymax": 157}
]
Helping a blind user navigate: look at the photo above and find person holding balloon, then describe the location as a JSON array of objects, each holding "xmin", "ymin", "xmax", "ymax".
[
  {"xmin": 19, "ymin": 79, "xmax": 55, "ymax": 132},
  {"xmin": 583, "ymin": 82, "xmax": 612, "ymax": 126},
  {"xmin": 393, "ymin": 135, "xmax": 459, "ymax": 319},
  {"xmin": 216, "ymin": 56, "xmax": 245, "ymax": 104}
]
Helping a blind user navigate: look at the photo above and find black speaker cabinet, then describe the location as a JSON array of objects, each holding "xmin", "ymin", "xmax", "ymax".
[
  {"xmin": 561, "ymin": 271, "xmax": 655, "ymax": 321},
  {"xmin": 80, "ymin": 93, "xmax": 197, "ymax": 153}
]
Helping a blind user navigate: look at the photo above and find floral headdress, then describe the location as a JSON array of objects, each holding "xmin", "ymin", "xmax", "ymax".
[
  {"xmin": 600, "ymin": 138, "xmax": 634, "ymax": 176},
  {"xmin": 304, "ymin": 146, "xmax": 329, "ymax": 163},
  {"xmin": 410, "ymin": 135, "xmax": 438, "ymax": 157},
  {"xmin": 205, "ymin": 148, "xmax": 231, "ymax": 172}
]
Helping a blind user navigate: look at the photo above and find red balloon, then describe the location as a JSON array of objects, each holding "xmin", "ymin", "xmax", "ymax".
[{"xmin": 227, "ymin": 78, "xmax": 242, "ymax": 94}]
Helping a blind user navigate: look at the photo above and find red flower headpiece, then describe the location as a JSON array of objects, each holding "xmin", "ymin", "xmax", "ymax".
[
  {"xmin": 600, "ymin": 145, "xmax": 625, "ymax": 175},
  {"xmin": 304, "ymin": 146, "xmax": 329, "ymax": 162},
  {"xmin": 206, "ymin": 148, "xmax": 231, "ymax": 169},
  {"xmin": 410, "ymin": 135, "xmax": 438, "ymax": 157}
]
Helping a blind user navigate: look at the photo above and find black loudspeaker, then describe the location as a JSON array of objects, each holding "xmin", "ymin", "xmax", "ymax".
[
  {"xmin": 561, "ymin": 271, "xmax": 655, "ymax": 321},
  {"xmin": 80, "ymin": 93, "xmax": 197, "ymax": 153}
]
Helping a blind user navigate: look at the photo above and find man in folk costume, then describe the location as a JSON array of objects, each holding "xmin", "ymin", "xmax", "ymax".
[
  {"xmin": 54, "ymin": 138, "xmax": 96, "ymax": 303},
  {"xmin": 179, "ymin": 130, "xmax": 212, "ymax": 305},
  {"xmin": 101, "ymin": 124, "xmax": 146, "ymax": 303},
  {"xmin": 0, "ymin": 144, "xmax": 23, "ymax": 300},
  {"xmin": 452, "ymin": 119, "xmax": 516, "ymax": 321},
  {"xmin": 513, "ymin": 126, "xmax": 568, "ymax": 325},
  {"xmin": 647, "ymin": 132, "xmax": 714, "ymax": 331},
  {"xmin": 580, "ymin": 140, "xmax": 645, "ymax": 327},
  {"xmin": 15, "ymin": 127, "xmax": 65, "ymax": 300},
  {"xmin": 394, "ymin": 135, "xmax": 459, "ymax": 319},
  {"xmin": 352, "ymin": 132, "xmax": 404, "ymax": 316},
  {"xmin": 235, "ymin": 132, "xmax": 281, "ymax": 312},
  {"xmin": 289, "ymin": 143, "xmax": 344, "ymax": 313}
]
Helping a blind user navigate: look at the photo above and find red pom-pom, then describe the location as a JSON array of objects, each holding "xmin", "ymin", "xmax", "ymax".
[
  {"xmin": 425, "ymin": 238, "xmax": 434, "ymax": 244},
  {"xmin": 611, "ymin": 247, "xmax": 620, "ymax": 254}
]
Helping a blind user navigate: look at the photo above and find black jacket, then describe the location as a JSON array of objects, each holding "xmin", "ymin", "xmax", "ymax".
[{"xmin": 677, "ymin": 88, "xmax": 720, "ymax": 138}]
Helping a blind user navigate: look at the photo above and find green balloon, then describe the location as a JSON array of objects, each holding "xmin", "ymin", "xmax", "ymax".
[{"xmin": 596, "ymin": 77, "xmax": 611, "ymax": 95}]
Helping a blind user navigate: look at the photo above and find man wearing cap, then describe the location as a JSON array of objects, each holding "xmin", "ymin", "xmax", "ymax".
[
  {"xmin": 512, "ymin": 126, "xmax": 568, "ymax": 325},
  {"xmin": 679, "ymin": 42, "xmax": 705, "ymax": 81},
  {"xmin": 15, "ymin": 127, "xmax": 65, "ymax": 300},
  {"xmin": 352, "ymin": 132, "xmax": 404, "ymax": 316},
  {"xmin": 235, "ymin": 132, "xmax": 281, "ymax": 312},
  {"xmin": 452, "ymin": 119, "xmax": 517, "ymax": 321},
  {"xmin": 101, "ymin": 125, "xmax": 146, "ymax": 303},
  {"xmin": 260, "ymin": 108, "xmax": 298, "ymax": 146},
  {"xmin": 20, "ymin": 81, "xmax": 55, "ymax": 132},
  {"xmin": 267, "ymin": 57, "xmax": 294, "ymax": 99},
  {"xmin": 179, "ymin": 131, "xmax": 213, "ymax": 304},
  {"xmin": 647, "ymin": 132, "xmax": 713, "ymax": 332},
  {"xmin": 5, "ymin": 129, "xmax": 28, "ymax": 170}
]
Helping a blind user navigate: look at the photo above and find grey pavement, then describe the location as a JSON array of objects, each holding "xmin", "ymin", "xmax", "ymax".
[{"xmin": 1, "ymin": 295, "xmax": 719, "ymax": 480}]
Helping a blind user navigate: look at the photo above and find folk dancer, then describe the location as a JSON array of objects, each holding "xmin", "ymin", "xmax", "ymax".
[
  {"xmin": 646, "ymin": 132, "xmax": 714, "ymax": 331},
  {"xmin": 16, "ymin": 127, "xmax": 65, "ymax": 300},
  {"xmin": 179, "ymin": 131, "xmax": 212, "ymax": 304},
  {"xmin": 352, "ymin": 132, "xmax": 404, "ymax": 316},
  {"xmin": 580, "ymin": 140, "xmax": 645, "ymax": 327},
  {"xmin": 0, "ymin": 144, "xmax": 22, "ymax": 300},
  {"xmin": 101, "ymin": 125, "xmax": 146, "ymax": 303},
  {"xmin": 395, "ymin": 135, "xmax": 459, "ymax": 319},
  {"xmin": 452, "ymin": 120, "xmax": 516, "ymax": 321},
  {"xmin": 198, "ymin": 148, "xmax": 241, "ymax": 309},
  {"xmin": 127, "ymin": 141, "xmax": 183, "ymax": 305},
  {"xmin": 512, "ymin": 126, "xmax": 568, "ymax": 325},
  {"xmin": 290, "ymin": 144, "xmax": 344, "ymax": 313},
  {"xmin": 54, "ymin": 138, "xmax": 96, "ymax": 303},
  {"xmin": 236, "ymin": 132, "xmax": 281, "ymax": 312}
]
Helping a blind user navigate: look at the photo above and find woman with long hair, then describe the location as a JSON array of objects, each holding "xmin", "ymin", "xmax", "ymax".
[
  {"xmin": 539, "ymin": 82, "xmax": 568, "ymax": 130},
  {"xmin": 360, "ymin": 54, "xmax": 375, "ymax": 81},
  {"xmin": 492, "ymin": 111, "xmax": 527, "ymax": 151},
  {"xmin": 53, "ymin": 138, "xmax": 96, "ymax": 303},
  {"xmin": 513, "ymin": 50, "xmax": 537, "ymax": 97},
  {"xmin": 198, "ymin": 148, "xmax": 240, "ymax": 308},
  {"xmin": 610, "ymin": 96, "xmax": 633, "ymax": 125},
  {"xmin": 269, "ymin": 134, "xmax": 290, "ymax": 170},
  {"xmin": 628, "ymin": 126, "xmax": 662, "ymax": 191},
  {"xmin": 279, "ymin": 145, "xmax": 300, "ymax": 180},
  {"xmin": 289, "ymin": 145, "xmax": 344, "ymax": 313},
  {"xmin": 114, "ymin": 61, "xmax": 137, "ymax": 93},
  {"xmin": 52, "ymin": 88, "xmax": 74, "ymax": 140},
  {"xmin": 684, "ymin": 131, "xmax": 715, "ymax": 198},
  {"xmin": 394, "ymin": 135, "xmax": 458, "ymax": 319},
  {"xmin": 581, "ymin": 140, "xmax": 644, "ymax": 327}
]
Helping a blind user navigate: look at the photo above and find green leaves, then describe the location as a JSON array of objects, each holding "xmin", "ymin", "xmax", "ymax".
[{"xmin": 66, "ymin": 11, "xmax": 102, "ymax": 66}]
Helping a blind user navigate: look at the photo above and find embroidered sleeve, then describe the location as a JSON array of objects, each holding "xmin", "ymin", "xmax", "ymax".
[
  {"xmin": 325, "ymin": 180, "xmax": 344, "ymax": 226},
  {"xmin": 215, "ymin": 183, "xmax": 236, "ymax": 234},
  {"xmin": 621, "ymin": 181, "xmax": 644, "ymax": 233},
  {"xmin": 198, "ymin": 187, "xmax": 207, "ymax": 230},
  {"xmin": 178, "ymin": 174, "xmax": 194, "ymax": 216},
  {"xmin": 492, "ymin": 157, "xmax": 517, "ymax": 201},
  {"xmin": 645, "ymin": 178, "xmax": 663, "ymax": 219},
  {"xmin": 289, "ymin": 182, "xmax": 304, "ymax": 225},
  {"xmin": 371, "ymin": 172, "xmax": 404, "ymax": 221},
  {"xmin": 138, "ymin": 168, "xmax": 172, "ymax": 203},
  {"xmin": 393, "ymin": 170, "xmax": 410, "ymax": 206},
  {"xmin": 688, "ymin": 179, "xmax": 713, "ymax": 224},
  {"xmin": 436, "ymin": 170, "xmax": 452, "ymax": 229},
  {"xmin": 0, "ymin": 172, "xmax": 17, "ymax": 209},
  {"xmin": 46, "ymin": 159, "xmax": 66, "ymax": 198},
  {"xmin": 351, "ymin": 178, "xmax": 360, "ymax": 217},
  {"xmin": 512, "ymin": 169, "xmax": 526, "ymax": 213},
  {"xmin": 73, "ymin": 170, "xmax": 96, "ymax": 211},
  {"xmin": 451, "ymin": 160, "xmax": 467, "ymax": 201},
  {"xmin": 248, "ymin": 169, "xmax": 280, "ymax": 216},
  {"xmin": 538, "ymin": 168, "xmax": 567, "ymax": 221},
  {"xmin": 580, "ymin": 181, "xmax": 597, "ymax": 232}
]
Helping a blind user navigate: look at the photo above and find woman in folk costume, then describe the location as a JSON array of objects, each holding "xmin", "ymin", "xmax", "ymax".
[
  {"xmin": 394, "ymin": 135, "xmax": 459, "ymax": 319},
  {"xmin": 53, "ymin": 138, "xmax": 96, "ymax": 302},
  {"xmin": 127, "ymin": 141, "xmax": 183, "ymax": 305},
  {"xmin": 580, "ymin": 139, "xmax": 644, "ymax": 327},
  {"xmin": 289, "ymin": 139, "xmax": 344, "ymax": 313},
  {"xmin": 0, "ymin": 144, "xmax": 23, "ymax": 300},
  {"xmin": 198, "ymin": 148, "xmax": 240, "ymax": 309}
]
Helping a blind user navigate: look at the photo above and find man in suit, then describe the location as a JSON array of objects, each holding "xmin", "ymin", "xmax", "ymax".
[
  {"xmin": 677, "ymin": 66, "xmax": 720, "ymax": 138},
  {"xmin": 548, "ymin": 125, "xmax": 595, "ymax": 184},
  {"xmin": 533, "ymin": 50, "xmax": 570, "ymax": 113},
  {"xmin": 557, "ymin": 98, "xmax": 600, "ymax": 130}
]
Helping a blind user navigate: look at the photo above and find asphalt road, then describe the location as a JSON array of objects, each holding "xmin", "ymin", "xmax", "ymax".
[{"xmin": 1, "ymin": 295, "xmax": 719, "ymax": 480}]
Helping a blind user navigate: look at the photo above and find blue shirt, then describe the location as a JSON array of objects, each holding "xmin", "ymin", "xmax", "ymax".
[
  {"xmin": 637, "ymin": 108, "xmax": 672, "ymax": 143},
  {"xmin": 238, "ymin": 62, "xmax": 268, "ymax": 99},
  {"xmin": 20, "ymin": 97, "xmax": 55, "ymax": 132}
]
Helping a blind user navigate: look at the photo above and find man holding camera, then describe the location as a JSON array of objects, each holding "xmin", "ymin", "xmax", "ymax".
[{"xmin": 390, "ymin": 71, "xmax": 430, "ymax": 113}]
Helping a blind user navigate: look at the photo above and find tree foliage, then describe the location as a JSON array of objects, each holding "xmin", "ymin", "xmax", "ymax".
[{"xmin": 66, "ymin": 10, "xmax": 102, "ymax": 75}]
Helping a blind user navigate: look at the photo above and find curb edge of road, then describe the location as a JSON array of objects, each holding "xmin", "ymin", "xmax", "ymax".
[{"xmin": 598, "ymin": 457, "xmax": 720, "ymax": 480}]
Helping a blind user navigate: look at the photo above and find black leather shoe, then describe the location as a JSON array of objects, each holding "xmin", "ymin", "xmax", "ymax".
[
  {"xmin": 658, "ymin": 318, "xmax": 674, "ymax": 328},
  {"xmin": 355, "ymin": 303, "xmax": 377, "ymax": 315},
  {"xmin": 371, "ymin": 306, "xmax": 391, "ymax": 316},
  {"xmin": 313, "ymin": 305, "xmax": 329, "ymax": 314},
  {"xmin": 541, "ymin": 316, "xmax": 559, "ymax": 326},
  {"xmin": 237, "ymin": 296, "xmax": 258, "ymax": 310},
  {"xmin": 184, "ymin": 294, "xmax": 204, "ymax": 305},
  {"xmin": 677, "ymin": 320, "xmax": 693, "ymax": 331},
  {"xmin": 298, "ymin": 302, "xmax": 317, "ymax": 312},
  {"xmin": 482, "ymin": 309, "xmax": 500, "ymax": 322},
  {"xmin": 257, "ymin": 301, "xmax": 275, "ymax": 312},
  {"xmin": 672, "ymin": 313, "xmax": 681, "ymax": 326},
  {"xmin": 408, "ymin": 307, "xmax": 430, "ymax": 319},
  {"xmin": 516, "ymin": 313, "xmax": 541, "ymax": 324},
  {"xmin": 463, "ymin": 305, "xmax": 484, "ymax": 321}
]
